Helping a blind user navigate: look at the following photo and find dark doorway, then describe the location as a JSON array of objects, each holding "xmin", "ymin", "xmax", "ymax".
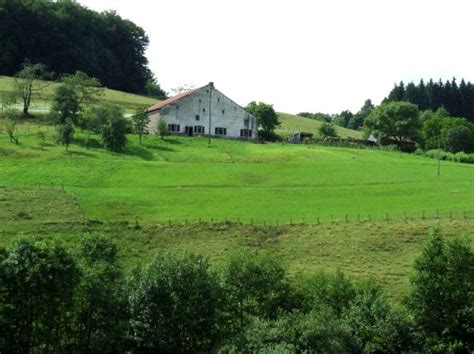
[{"xmin": 185, "ymin": 126, "xmax": 193, "ymax": 136}]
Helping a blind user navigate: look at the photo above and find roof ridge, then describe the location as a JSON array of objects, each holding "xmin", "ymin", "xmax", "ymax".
[{"xmin": 146, "ymin": 84, "xmax": 208, "ymax": 113}]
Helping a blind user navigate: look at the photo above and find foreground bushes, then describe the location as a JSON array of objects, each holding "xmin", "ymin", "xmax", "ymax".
[{"xmin": 0, "ymin": 229, "xmax": 472, "ymax": 353}]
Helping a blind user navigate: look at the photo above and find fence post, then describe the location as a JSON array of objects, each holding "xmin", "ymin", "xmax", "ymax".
[
  {"xmin": 422, "ymin": 210, "xmax": 425, "ymax": 220},
  {"xmin": 250, "ymin": 218, "xmax": 253, "ymax": 225},
  {"xmin": 345, "ymin": 214, "xmax": 348, "ymax": 223},
  {"xmin": 449, "ymin": 211, "xmax": 452, "ymax": 220},
  {"xmin": 385, "ymin": 212, "xmax": 388, "ymax": 221},
  {"xmin": 317, "ymin": 217, "xmax": 320, "ymax": 225},
  {"xmin": 357, "ymin": 213, "xmax": 360, "ymax": 223}
]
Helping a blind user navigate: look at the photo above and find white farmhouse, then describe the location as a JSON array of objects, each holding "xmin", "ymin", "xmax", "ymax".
[{"xmin": 146, "ymin": 82, "xmax": 257, "ymax": 139}]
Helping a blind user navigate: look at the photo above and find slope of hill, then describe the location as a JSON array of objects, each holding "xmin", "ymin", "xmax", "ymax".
[
  {"xmin": 0, "ymin": 133, "xmax": 473, "ymax": 300},
  {"xmin": 0, "ymin": 75, "xmax": 159, "ymax": 112},
  {"xmin": 0, "ymin": 134, "xmax": 472, "ymax": 223},
  {"xmin": 277, "ymin": 112, "xmax": 363, "ymax": 139}
]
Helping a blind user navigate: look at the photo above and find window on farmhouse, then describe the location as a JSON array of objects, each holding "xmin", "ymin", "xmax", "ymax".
[
  {"xmin": 195, "ymin": 114, "xmax": 200, "ymax": 121},
  {"xmin": 215, "ymin": 127, "xmax": 227, "ymax": 136},
  {"xmin": 168, "ymin": 124, "xmax": 180, "ymax": 132},
  {"xmin": 222, "ymin": 109, "xmax": 225, "ymax": 114},
  {"xmin": 240, "ymin": 129, "xmax": 252, "ymax": 137},
  {"xmin": 203, "ymin": 108, "xmax": 206, "ymax": 113},
  {"xmin": 194, "ymin": 126, "xmax": 205, "ymax": 134}
]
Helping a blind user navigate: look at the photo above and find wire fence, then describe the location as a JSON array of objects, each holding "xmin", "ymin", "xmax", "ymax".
[{"xmin": 145, "ymin": 210, "xmax": 473, "ymax": 228}]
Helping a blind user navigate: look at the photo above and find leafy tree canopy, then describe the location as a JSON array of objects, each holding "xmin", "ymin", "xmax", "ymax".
[
  {"xmin": 365, "ymin": 101, "xmax": 421, "ymax": 143},
  {"xmin": 0, "ymin": 0, "xmax": 157, "ymax": 93}
]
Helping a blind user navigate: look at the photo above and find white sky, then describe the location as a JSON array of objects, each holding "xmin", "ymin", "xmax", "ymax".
[{"xmin": 79, "ymin": 0, "xmax": 474, "ymax": 114}]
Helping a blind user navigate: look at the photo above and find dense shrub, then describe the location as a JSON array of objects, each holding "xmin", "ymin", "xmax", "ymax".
[
  {"xmin": 318, "ymin": 122, "xmax": 338, "ymax": 138},
  {"xmin": 220, "ymin": 251, "xmax": 295, "ymax": 333},
  {"xmin": 415, "ymin": 148, "xmax": 474, "ymax": 164},
  {"xmin": 0, "ymin": 230, "xmax": 471, "ymax": 353},
  {"xmin": 128, "ymin": 252, "xmax": 222, "ymax": 353},
  {"xmin": 406, "ymin": 228, "xmax": 474, "ymax": 352}
]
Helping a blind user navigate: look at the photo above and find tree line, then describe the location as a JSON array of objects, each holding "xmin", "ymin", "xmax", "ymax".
[
  {"xmin": 0, "ymin": 0, "xmax": 166, "ymax": 96},
  {"xmin": 385, "ymin": 78, "xmax": 474, "ymax": 122},
  {"xmin": 0, "ymin": 228, "xmax": 472, "ymax": 353}
]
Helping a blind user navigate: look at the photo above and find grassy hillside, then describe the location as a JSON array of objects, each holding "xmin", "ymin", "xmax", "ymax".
[
  {"xmin": 277, "ymin": 112, "xmax": 363, "ymax": 139},
  {"xmin": 0, "ymin": 200, "xmax": 472, "ymax": 302},
  {"xmin": 0, "ymin": 132, "xmax": 473, "ymax": 300},
  {"xmin": 0, "ymin": 133, "xmax": 472, "ymax": 223},
  {"xmin": 0, "ymin": 75, "xmax": 159, "ymax": 112}
]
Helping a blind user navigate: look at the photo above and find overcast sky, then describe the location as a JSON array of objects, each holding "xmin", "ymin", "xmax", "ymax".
[{"xmin": 79, "ymin": 0, "xmax": 474, "ymax": 114}]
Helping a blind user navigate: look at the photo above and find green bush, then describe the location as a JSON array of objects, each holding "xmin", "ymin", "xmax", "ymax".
[{"xmin": 128, "ymin": 252, "xmax": 222, "ymax": 353}]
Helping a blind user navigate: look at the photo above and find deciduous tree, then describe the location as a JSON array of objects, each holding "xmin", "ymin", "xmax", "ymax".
[
  {"xmin": 246, "ymin": 101, "xmax": 280, "ymax": 140},
  {"xmin": 131, "ymin": 107, "xmax": 150, "ymax": 145},
  {"xmin": 365, "ymin": 101, "xmax": 421, "ymax": 143}
]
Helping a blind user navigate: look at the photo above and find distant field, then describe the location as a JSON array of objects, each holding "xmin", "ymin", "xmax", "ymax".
[
  {"xmin": 0, "ymin": 75, "xmax": 159, "ymax": 112},
  {"xmin": 277, "ymin": 112, "xmax": 363, "ymax": 139},
  {"xmin": 0, "ymin": 133, "xmax": 472, "ymax": 223}
]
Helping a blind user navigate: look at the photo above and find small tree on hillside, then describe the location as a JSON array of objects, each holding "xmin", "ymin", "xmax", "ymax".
[
  {"xmin": 100, "ymin": 105, "xmax": 129, "ymax": 152},
  {"xmin": 157, "ymin": 119, "xmax": 168, "ymax": 139},
  {"xmin": 3, "ymin": 108, "xmax": 21, "ymax": 144},
  {"xmin": 56, "ymin": 121, "xmax": 74, "ymax": 151},
  {"xmin": 245, "ymin": 101, "xmax": 280, "ymax": 140},
  {"xmin": 131, "ymin": 107, "xmax": 150, "ymax": 145},
  {"xmin": 50, "ymin": 71, "xmax": 102, "ymax": 126},
  {"xmin": 13, "ymin": 60, "xmax": 51, "ymax": 117},
  {"xmin": 318, "ymin": 122, "xmax": 338, "ymax": 138}
]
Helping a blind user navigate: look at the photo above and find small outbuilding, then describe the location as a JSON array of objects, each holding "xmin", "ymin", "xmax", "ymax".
[{"xmin": 288, "ymin": 132, "xmax": 314, "ymax": 143}]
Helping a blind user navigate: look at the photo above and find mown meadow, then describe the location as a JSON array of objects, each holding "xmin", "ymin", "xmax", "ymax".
[
  {"xmin": 1, "ymin": 132, "xmax": 472, "ymax": 223},
  {"xmin": 1, "ymin": 129, "xmax": 473, "ymax": 300}
]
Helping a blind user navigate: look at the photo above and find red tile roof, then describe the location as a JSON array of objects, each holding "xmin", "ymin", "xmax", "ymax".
[{"xmin": 146, "ymin": 85, "xmax": 205, "ymax": 113}]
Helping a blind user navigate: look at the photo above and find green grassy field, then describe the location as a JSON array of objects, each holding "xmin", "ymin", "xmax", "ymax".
[
  {"xmin": 1, "ymin": 77, "xmax": 473, "ymax": 301},
  {"xmin": 1, "ymin": 133, "xmax": 472, "ymax": 223},
  {"xmin": 0, "ymin": 187, "xmax": 472, "ymax": 302},
  {"xmin": 1, "ymin": 130, "xmax": 473, "ymax": 300}
]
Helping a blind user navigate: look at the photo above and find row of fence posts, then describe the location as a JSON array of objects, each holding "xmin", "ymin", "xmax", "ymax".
[{"xmin": 156, "ymin": 209, "xmax": 471, "ymax": 227}]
